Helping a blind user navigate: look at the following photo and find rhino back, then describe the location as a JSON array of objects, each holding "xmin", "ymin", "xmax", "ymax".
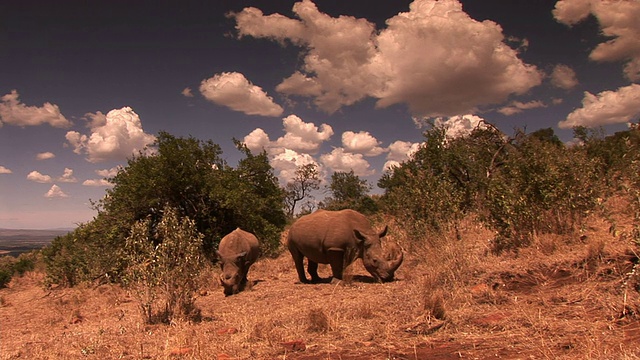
[
  {"xmin": 218, "ymin": 228, "xmax": 260, "ymax": 263},
  {"xmin": 289, "ymin": 210, "xmax": 374, "ymax": 259}
]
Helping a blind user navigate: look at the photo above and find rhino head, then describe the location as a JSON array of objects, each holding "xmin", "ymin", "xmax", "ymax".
[
  {"xmin": 354, "ymin": 225, "xmax": 403, "ymax": 282},
  {"xmin": 217, "ymin": 251, "xmax": 248, "ymax": 296}
]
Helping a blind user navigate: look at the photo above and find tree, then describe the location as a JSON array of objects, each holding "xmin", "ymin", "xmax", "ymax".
[
  {"xmin": 43, "ymin": 131, "xmax": 287, "ymax": 285},
  {"xmin": 322, "ymin": 170, "xmax": 377, "ymax": 214},
  {"xmin": 284, "ymin": 163, "xmax": 321, "ymax": 218}
]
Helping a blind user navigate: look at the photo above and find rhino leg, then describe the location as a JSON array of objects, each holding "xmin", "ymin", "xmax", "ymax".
[
  {"xmin": 289, "ymin": 246, "xmax": 310, "ymax": 283},
  {"xmin": 307, "ymin": 260, "xmax": 322, "ymax": 283},
  {"xmin": 327, "ymin": 248, "xmax": 345, "ymax": 281}
]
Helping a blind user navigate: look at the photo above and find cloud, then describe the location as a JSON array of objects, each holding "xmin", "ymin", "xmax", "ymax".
[
  {"xmin": 270, "ymin": 148, "xmax": 320, "ymax": 183},
  {"xmin": 341, "ymin": 131, "xmax": 385, "ymax": 157},
  {"xmin": 243, "ymin": 128, "xmax": 272, "ymax": 154},
  {"xmin": 0, "ymin": 90, "xmax": 71, "ymax": 128},
  {"xmin": 433, "ymin": 114, "xmax": 492, "ymax": 139},
  {"xmin": 554, "ymin": 0, "xmax": 640, "ymax": 81},
  {"xmin": 36, "ymin": 152, "xmax": 56, "ymax": 160},
  {"xmin": 95, "ymin": 166, "xmax": 121, "ymax": 178},
  {"xmin": 182, "ymin": 87, "xmax": 194, "ymax": 97},
  {"xmin": 550, "ymin": 64, "xmax": 579, "ymax": 89},
  {"xmin": 243, "ymin": 115, "xmax": 334, "ymax": 182},
  {"xmin": 275, "ymin": 115, "xmax": 334, "ymax": 154},
  {"xmin": 83, "ymin": 167, "xmax": 119, "ymax": 187},
  {"xmin": 66, "ymin": 107, "xmax": 156, "ymax": 163},
  {"xmin": 27, "ymin": 171, "xmax": 52, "ymax": 183},
  {"xmin": 82, "ymin": 179, "xmax": 112, "ymax": 187},
  {"xmin": 0, "ymin": 166, "xmax": 12, "ymax": 174},
  {"xmin": 199, "ymin": 72, "xmax": 284, "ymax": 116},
  {"xmin": 233, "ymin": 0, "xmax": 542, "ymax": 117},
  {"xmin": 497, "ymin": 100, "xmax": 547, "ymax": 116},
  {"xmin": 44, "ymin": 185, "xmax": 68, "ymax": 199},
  {"xmin": 58, "ymin": 168, "xmax": 77, "ymax": 183},
  {"xmin": 558, "ymin": 84, "xmax": 640, "ymax": 129},
  {"xmin": 320, "ymin": 148, "xmax": 374, "ymax": 176},
  {"xmin": 383, "ymin": 140, "xmax": 421, "ymax": 171}
]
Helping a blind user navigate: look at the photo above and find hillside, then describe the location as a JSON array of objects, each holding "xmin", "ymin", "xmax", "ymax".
[{"xmin": 1, "ymin": 202, "xmax": 639, "ymax": 359}]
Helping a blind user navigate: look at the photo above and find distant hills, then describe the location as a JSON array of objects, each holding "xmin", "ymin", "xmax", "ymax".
[{"xmin": 0, "ymin": 228, "xmax": 72, "ymax": 257}]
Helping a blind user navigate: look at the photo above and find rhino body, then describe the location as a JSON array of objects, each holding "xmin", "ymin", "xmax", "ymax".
[
  {"xmin": 287, "ymin": 209, "xmax": 403, "ymax": 283},
  {"xmin": 216, "ymin": 228, "xmax": 260, "ymax": 296}
]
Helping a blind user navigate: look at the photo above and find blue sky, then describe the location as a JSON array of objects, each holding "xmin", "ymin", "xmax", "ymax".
[{"xmin": 1, "ymin": 0, "xmax": 639, "ymax": 229}]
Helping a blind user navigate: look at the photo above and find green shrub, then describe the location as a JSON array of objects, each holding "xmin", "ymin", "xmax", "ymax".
[{"xmin": 124, "ymin": 206, "xmax": 205, "ymax": 324}]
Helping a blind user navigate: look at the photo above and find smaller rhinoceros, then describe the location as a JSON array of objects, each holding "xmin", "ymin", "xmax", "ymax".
[{"xmin": 216, "ymin": 228, "xmax": 260, "ymax": 296}]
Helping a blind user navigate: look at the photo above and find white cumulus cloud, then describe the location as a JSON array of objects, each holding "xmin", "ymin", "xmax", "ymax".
[
  {"xmin": 274, "ymin": 114, "xmax": 334, "ymax": 154},
  {"xmin": 341, "ymin": 131, "xmax": 385, "ymax": 157},
  {"xmin": 497, "ymin": 100, "xmax": 547, "ymax": 116},
  {"xmin": 200, "ymin": 72, "xmax": 284, "ymax": 116},
  {"xmin": 27, "ymin": 171, "xmax": 52, "ymax": 183},
  {"xmin": 558, "ymin": 84, "xmax": 640, "ymax": 129},
  {"xmin": 433, "ymin": 114, "xmax": 492, "ymax": 139},
  {"xmin": 66, "ymin": 107, "xmax": 156, "ymax": 163},
  {"xmin": 554, "ymin": 0, "xmax": 640, "ymax": 81},
  {"xmin": 82, "ymin": 179, "xmax": 112, "ymax": 187},
  {"xmin": 36, "ymin": 152, "xmax": 56, "ymax": 160},
  {"xmin": 58, "ymin": 168, "xmax": 77, "ymax": 183},
  {"xmin": 0, "ymin": 166, "xmax": 12, "ymax": 174},
  {"xmin": 0, "ymin": 90, "xmax": 71, "ymax": 128},
  {"xmin": 320, "ymin": 148, "xmax": 374, "ymax": 176},
  {"xmin": 384, "ymin": 140, "xmax": 421, "ymax": 171},
  {"xmin": 270, "ymin": 148, "xmax": 320, "ymax": 183},
  {"xmin": 233, "ymin": 0, "xmax": 542, "ymax": 117},
  {"xmin": 45, "ymin": 185, "xmax": 68, "ymax": 199},
  {"xmin": 550, "ymin": 64, "xmax": 579, "ymax": 89}
]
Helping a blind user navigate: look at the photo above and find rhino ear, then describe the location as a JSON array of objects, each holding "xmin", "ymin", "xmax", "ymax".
[
  {"xmin": 353, "ymin": 229, "xmax": 366, "ymax": 245},
  {"xmin": 378, "ymin": 225, "xmax": 388, "ymax": 239}
]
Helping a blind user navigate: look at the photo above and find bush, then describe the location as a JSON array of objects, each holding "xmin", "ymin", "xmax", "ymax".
[
  {"xmin": 0, "ymin": 252, "xmax": 38, "ymax": 288},
  {"xmin": 484, "ymin": 130, "xmax": 604, "ymax": 252},
  {"xmin": 123, "ymin": 206, "xmax": 206, "ymax": 324}
]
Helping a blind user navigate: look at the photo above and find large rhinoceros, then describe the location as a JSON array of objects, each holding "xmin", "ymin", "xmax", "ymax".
[
  {"xmin": 287, "ymin": 209, "xmax": 403, "ymax": 283},
  {"xmin": 216, "ymin": 228, "xmax": 260, "ymax": 296}
]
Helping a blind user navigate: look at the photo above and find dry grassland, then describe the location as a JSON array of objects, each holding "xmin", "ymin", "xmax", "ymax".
[{"xmin": 2, "ymin": 198, "xmax": 640, "ymax": 359}]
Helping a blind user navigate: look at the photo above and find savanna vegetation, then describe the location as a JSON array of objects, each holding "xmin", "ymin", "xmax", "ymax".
[{"xmin": 2, "ymin": 121, "xmax": 640, "ymax": 359}]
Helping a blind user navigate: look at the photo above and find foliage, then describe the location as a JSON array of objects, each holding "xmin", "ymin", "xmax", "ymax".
[
  {"xmin": 379, "ymin": 123, "xmax": 608, "ymax": 252},
  {"xmin": 321, "ymin": 170, "xmax": 377, "ymax": 214},
  {"xmin": 43, "ymin": 132, "xmax": 287, "ymax": 285},
  {"xmin": 284, "ymin": 163, "xmax": 321, "ymax": 218},
  {"xmin": 379, "ymin": 125, "xmax": 506, "ymax": 238},
  {"xmin": 484, "ymin": 130, "xmax": 604, "ymax": 252},
  {"xmin": 0, "ymin": 252, "xmax": 38, "ymax": 288},
  {"xmin": 123, "ymin": 206, "xmax": 205, "ymax": 324}
]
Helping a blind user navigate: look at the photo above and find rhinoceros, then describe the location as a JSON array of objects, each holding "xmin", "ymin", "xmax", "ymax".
[
  {"xmin": 287, "ymin": 209, "xmax": 403, "ymax": 283},
  {"xmin": 216, "ymin": 228, "xmax": 260, "ymax": 296}
]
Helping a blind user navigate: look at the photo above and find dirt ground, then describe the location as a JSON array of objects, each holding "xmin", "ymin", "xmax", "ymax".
[{"xmin": 2, "ymin": 208, "xmax": 640, "ymax": 359}]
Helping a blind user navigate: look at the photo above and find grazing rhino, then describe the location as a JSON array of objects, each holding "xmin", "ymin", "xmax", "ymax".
[
  {"xmin": 287, "ymin": 209, "xmax": 403, "ymax": 283},
  {"xmin": 216, "ymin": 228, "xmax": 260, "ymax": 296}
]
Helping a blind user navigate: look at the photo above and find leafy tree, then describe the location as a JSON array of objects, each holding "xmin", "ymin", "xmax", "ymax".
[
  {"xmin": 43, "ymin": 131, "xmax": 287, "ymax": 285},
  {"xmin": 321, "ymin": 170, "xmax": 377, "ymax": 214},
  {"xmin": 284, "ymin": 163, "xmax": 321, "ymax": 218}
]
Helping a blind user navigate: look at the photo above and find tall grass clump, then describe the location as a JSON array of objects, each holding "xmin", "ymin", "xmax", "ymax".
[{"xmin": 124, "ymin": 206, "xmax": 206, "ymax": 324}]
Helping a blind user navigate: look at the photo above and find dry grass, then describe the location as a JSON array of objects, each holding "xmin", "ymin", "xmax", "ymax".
[{"xmin": 2, "ymin": 202, "xmax": 640, "ymax": 359}]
